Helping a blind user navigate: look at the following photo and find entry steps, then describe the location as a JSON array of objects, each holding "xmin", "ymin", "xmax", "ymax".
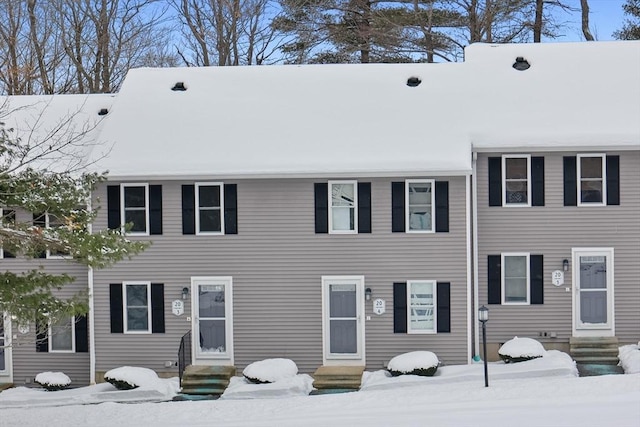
[
  {"xmin": 177, "ymin": 365, "xmax": 236, "ymax": 398},
  {"xmin": 311, "ymin": 365, "xmax": 365, "ymax": 394},
  {"xmin": 570, "ymin": 337, "xmax": 619, "ymax": 365}
]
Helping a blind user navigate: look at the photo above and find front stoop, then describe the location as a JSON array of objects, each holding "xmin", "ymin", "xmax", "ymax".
[
  {"xmin": 570, "ymin": 337, "xmax": 620, "ymax": 365},
  {"xmin": 178, "ymin": 365, "xmax": 236, "ymax": 399},
  {"xmin": 312, "ymin": 366, "xmax": 365, "ymax": 395}
]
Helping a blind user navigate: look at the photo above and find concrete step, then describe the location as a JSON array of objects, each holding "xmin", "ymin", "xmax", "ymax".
[
  {"xmin": 571, "ymin": 347, "xmax": 619, "ymax": 357},
  {"xmin": 183, "ymin": 365, "xmax": 236, "ymax": 378},
  {"xmin": 577, "ymin": 363, "xmax": 624, "ymax": 376},
  {"xmin": 312, "ymin": 366, "xmax": 365, "ymax": 391},
  {"xmin": 572, "ymin": 356, "xmax": 619, "ymax": 365},
  {"xmin": 180, "ymin": 365, "xmax": 236, "ymax": 396},
  {"xmin": 312, "ymin": 379, "xmax": 362, "ymax": 390},
  {"xmin": 569, "ymin": 337, "xmax": 619, "ymax": 348}
]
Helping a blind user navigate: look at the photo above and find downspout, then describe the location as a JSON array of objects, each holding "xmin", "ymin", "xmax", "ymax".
[
  {"xmin": 87, "ymin": 198, "xmax": 96, "ymax": 385},
  {"xmin": 466, "ymin": 172, "xmax": 473, "ymax": 364},
  {"xmin": 472, "ymin": 151, "xmax": 480, "ymax": 358}
]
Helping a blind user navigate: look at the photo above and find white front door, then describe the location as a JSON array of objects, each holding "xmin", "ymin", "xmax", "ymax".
[
  {"xmin": 322, "ymin": 276, "xmax": 365, "ymax": 365},
  {"xmin": 191, "ymin": 277, "xmax": 234, "ymax": 365},
  {"xmin": 572, "ymin": 248, "xmax": 615, "ymax": 337}
]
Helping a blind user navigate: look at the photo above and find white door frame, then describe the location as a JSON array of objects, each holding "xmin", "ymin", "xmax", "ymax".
[
  {"xmin": 0, "ymin": 312, "xmax": 13, "ymax": 383},
  {"xmin": 191, "ymin": 276, "xmax": 234, "ymax": 366},
  {"xmin": 321, "ymin": 275, "xmax": 366, "ymax": 366},
  {"xmin": 572, "ymin": 248, "xmax": 615, "ymax": 337}
]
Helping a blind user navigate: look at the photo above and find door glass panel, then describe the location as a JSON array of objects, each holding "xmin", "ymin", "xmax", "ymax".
[
  {"xmin": 580, "ymin": 291, "xmax": 607, "ymax": 324},
  {"xmin": 580, "ymin": 256, "xmax": 606, "ymax": 289},
  {"xmin": 199, "ymin": 285, "xmax": 225, "ymax": 317},
  {"xmin": 330, "ymin": 320, "xmax": 356, "ymax": 353},
  {"xmin": 329, "ymin": 284, "xmax": 356, "ymax": 317},
  {"xmin": 198, "ymin": 284, "xmax": 226, "ymax": 354},
  {"xmin": 579, "ymin": 256, "xmax": 607, "ymax": 324},
  {"xmin": 328, "ymin": 283, "xmax": 358, "ymax": 355},
  {"xmin": 199, "ymin": 320, "xmax": 226, "ymax": 353}
]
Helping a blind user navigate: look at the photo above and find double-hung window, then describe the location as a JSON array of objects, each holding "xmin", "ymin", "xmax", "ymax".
[
  {"xmin": 196, "ymin": 183, "xmax": 224, "ymax": 234},
  {"xmin": 407, "ymin": 280, "xmax": 437, "ymax": 333},
  {"xmin": 329, "ymin": 181, "xmax": 357, "ymax": 233},
  {"xmin": 124, "ymin": 282, "xmax": 152, "ymax": 333},
  {"xmin": 0, "ymin": 208, "xmax": 15, "ymax": 258},
  {"xmin": 49, "ymin": 316, "xmax": 75, "ymax": 352},
  {"xmin": 46, "ymin": 213, "xmax": 71, "ymax": 259},
  {"xmin": 577, "ymin": 154, "xmax": 606, "ymax": 205},
  {"xmin": 121, "ymin": 184, "xmax": 149, "ymax": 235},
  {"xmin": 502, "ymin": 253, "xmax": 530, "ymax": 304},
  {"xmin": 406, "ymin": 179, "xmax": 434, "ymax": 232},
  {"xmin": 502, "ymin": 155, "xmax": 531, "ymax": 206}
]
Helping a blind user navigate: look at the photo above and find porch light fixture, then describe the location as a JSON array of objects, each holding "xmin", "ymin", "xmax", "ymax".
[
  {"xmin": 171, "ymin": 82, "xmax": 187, "ymax": 91},
  {"xmin": 512, "ymin": 57, "xmax": 530, "ymax": 71},
  {"xmin": 365, "ymin": 288, "xmax": 372, "ymax": 301},
  {"xmin": 478, "ymin": 305, "xmax": 489, "ymax": 387},
  {"xmin": 182, "ymin": 287, "xmax": 190, "ymax": 300},
  {"xmin": 563, "ymin": 259, "xmax": 569, "ymax": 272}
]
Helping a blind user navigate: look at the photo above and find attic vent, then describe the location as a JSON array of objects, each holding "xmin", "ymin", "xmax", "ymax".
[
  {"xmin": 406, "ymin": 76, "xmax": 422, "ymax": 87},
  {"xmin": 171, "ymin": 82, "xmax": 187, "ymax": 91},
  {"xmin": 512, "ymin": 57, "xmax": 530, "ymax": 71},
  {"xmin": 97, "ymin": 108, "xmax": 109, "ymax": 116}
]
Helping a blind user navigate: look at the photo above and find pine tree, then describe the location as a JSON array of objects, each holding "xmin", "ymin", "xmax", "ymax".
[{"xmin": 614, "ymin": 0, "xmax": 640, "ymax": 40}]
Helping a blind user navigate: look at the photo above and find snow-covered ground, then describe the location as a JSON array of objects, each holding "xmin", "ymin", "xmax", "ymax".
[{"xmin": 0, "ymin": 347, "xmax": 638, "ymax": 427}]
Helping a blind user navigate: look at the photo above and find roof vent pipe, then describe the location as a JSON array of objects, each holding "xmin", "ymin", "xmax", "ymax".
[
  {"xmin": 97, "ymin": 108, "xmax": 109, "ymax": 116},
  {"xmin": 512, "ymin": 57, "xmax": 531, "ymax": 71},
  {"xmin": 171, "ymin": 82, "xmax": 187, "ymax": 91},
  {"xmin": 406, "ymin": 77, "xmax": 422, "ymax": 87}
]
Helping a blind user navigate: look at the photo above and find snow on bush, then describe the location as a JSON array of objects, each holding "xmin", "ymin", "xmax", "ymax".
[
  {"xmin": 618, "ymin": 343, "xmax": 640, "ymax": 374},
  {"xmin": 104, "ymin": 367, "xmax": 160, "ymax": 390},
  {"xmin": 499, "ymin": 337, "xmax": 547, "ymax": 363},
  {"xmin": 387, "ymin": 351, "xmax": 439, "ymax": 377},
  {"xmin": 34, "ymin": 372, "xmax": 71, "ymax": 391},
  {"xmin": 243, "ymin": 358, "xmax": 298, "ymax": 384}
]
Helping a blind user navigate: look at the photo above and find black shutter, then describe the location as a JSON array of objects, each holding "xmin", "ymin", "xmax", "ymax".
[
  {"xmin": 488, "ymin": 157, "xmax": 502, "ymax": 206},
  {"xmin": 75, "ymin": 315, "xmax": 88, "ymax": 352},
  {"xmin": 151, "ymin": 283, "xmax": 165, "ymax": 333},
  {"xmin": 224, "ymin": 184, "xmax": 238, "ymax": 234},
  {"xmin": 530, "ymin": 255, "xmax": 544, "ymax": 305},
  {"xmin": 563, "ymin": 157, "xmax": 577, "ymax": 206},
  {"xmin": 606, "ymin": 155, "xmax": 620, "ymax": 206},
  {"xmin": 2, "ymin": 210, "xmax": 16, "ymax": 258},
  {"xmin": 314, "ymin": 183, "xmax": 328, "ymax": 234},
  {"xmin": 391, "ymin": 182, "xmax": 405, "ymax": 232},
  {"xmin": 149, "ymin": 185, "xmax": 163, "ymax": 235},
  {"xmin": 435, "ymin": 181, "xmax": 449, "ymax": 232},
  {"xmin": 357, "ymin": 182, "xmax": 371, "ymax": 233},
  {"xmin": 107, "ymin": 185, "xmax": 121, "ymax": 229},
  {"xmin": 488, "ymin": 255, "xmax": 502, "ymax": 304},
  {"xmin": 109, "ymin": 283, "xmax": 124, "ymax": 333},
  {"xmin": 436, "ymin": 282, "xmax": 451, "ymax": 333},
  {"xmin": 393, "ymin": 282, "xmax": 407, "ymax": 333},
  {"xmin": 33, "ymin": 213, "xmax": 46, "ymax": 258},
  {"xmin": 531, "ymin": 157, "xmax": 545, "ymax": 206},
  {"xmin": 35, "ymin": 319, "xmax": 48, "ymax": 352},
  {"xmin": 182, "ymin": 185, "xmax": 196, "ymax": 235}
]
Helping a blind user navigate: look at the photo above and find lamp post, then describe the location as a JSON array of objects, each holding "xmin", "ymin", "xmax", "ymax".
[{"xmin": 478, "ymin": 305, "xmax": 489, "ymax": 387}]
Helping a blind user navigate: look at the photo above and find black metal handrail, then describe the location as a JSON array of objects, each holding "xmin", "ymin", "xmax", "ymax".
[{"xmin": 178, "ymin": 330, "xmax": 192, "ymax": 387}]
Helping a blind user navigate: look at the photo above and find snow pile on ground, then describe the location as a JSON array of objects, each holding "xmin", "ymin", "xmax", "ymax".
[
  {"xmin": 221, "ymin": 374, "xmax": 314, "ymax": 400},
  {"xmin": 499, "ymin": 336, "xmax": 547, "ymax": 362},
  {"xmin": 619, "ymin": 343, "xmax": 640, "ymax": 374},
  {"xmin": 35, "ymin": 372, "xmax": 71, "ymax": 390},
  {"xmin": 242, "ymin": 358, "xmax": 298, "ymax": 383},
  {"xmin": 361, "ymin": 350, "xmax": 577, "ymax": 392},
  {"xmin": 387, "ymin": 351, "xmax": 439, "ymax": 376}
]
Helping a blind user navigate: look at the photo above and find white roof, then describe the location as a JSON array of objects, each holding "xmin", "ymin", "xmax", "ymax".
[{"xmin": 1, "ymin": 94, "xmax": 116, "ymax": 173}]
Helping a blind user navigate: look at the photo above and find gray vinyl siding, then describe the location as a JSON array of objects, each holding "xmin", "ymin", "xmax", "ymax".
[
  {"xmin": 1, "ymin": 207, "xmax": 89, "ymax": 385},
  {"xmin": 476, "ymin": 150, "xmax": 640, "ymax": 346},
  {"xmin": 92, "ymin": 176, "xmax": 469, "ymax": 375}
]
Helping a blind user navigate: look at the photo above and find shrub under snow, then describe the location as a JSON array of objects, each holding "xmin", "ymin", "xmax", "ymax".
[
  {"xmin": 499, "ymin": 337, "xmax": 547, "ymax": 363},
  {"xmin": 104, "ymin": 367, "xmax": 160, "ymax": 390},
  {"xmin": 618, "ymin": 343, "xmax": 640, "ymax": 374},
  {"xmin": 243, "ymin": 358, "xmax": 298, "ymax": 384},
  {"xmin": 35, "ymin": 372, "xmax": 71, "ymax": 391},
  {"xmin": 387, "ymin": 351, "xmax": 439, "ymax": 377}
]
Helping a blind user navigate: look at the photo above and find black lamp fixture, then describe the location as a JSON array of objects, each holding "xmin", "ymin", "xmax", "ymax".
[
  {"xmin": 478, "ymin": 305, "xmax": 489, "ymax": 387},
  {"xmin": 512, "ymin": 57, "xmax": 531, "ymax": 71},
  {"xmin": 182, "ymin": 287, "xmax": 190, "ymax": 300},
  {"xmin": 365, "ymin": 288, "xmax": 372, "ymax": 301},
  {"xmin": 563, "ymin": 259, "xmax": 569, "ymax": 272}
]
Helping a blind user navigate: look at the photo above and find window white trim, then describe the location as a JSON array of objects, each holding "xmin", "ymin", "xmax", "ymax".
[
  {"xmin": 195, "ymin": 182, "xmax": 225, "ymax": 235},
  {"xmin": 0, "ymin": 208, "xmax": 4, "ymax": 259},
  {"xmin": 123, "ymin": 281, "xmax": 152, "ymax": 334},
  {"xmin": 120, "ymin": 183, "xmax": 150, "ymax": 236},
  {"xmin": 405, "ymin": 179, "xmax": 435, "ymax": 233},
  {"xmin": 407, "ymin": 280, "xmax": 437, "ymax": 334},
  {"xmin": 577, "ymin": 154, "xmax": 606, "ymax": 207},
  {"xmin": 502, "ymin": 155, "xmax": 531, "ymax": 207},
  {"xmin": 328, "ymin": 181, "xmax": 358, "ymax": 234},
  {"xmin": 45, "ymin": 213, "xmax": 72, "ymax": 259},
  {"xmin": 501, "ymin": 253, "xmax": 530, "ymax": 305},
  {"xmin": 48, "ymin": 316, "xmax": 75, "ymax": 353}
]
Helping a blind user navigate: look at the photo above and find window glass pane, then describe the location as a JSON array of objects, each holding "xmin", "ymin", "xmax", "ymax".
[
  {"xmin": 127, "ymin": 308, "xmax": 149, "ymax": 331},
  {"xmin": 409, "ymin": 282, "xmax": 435, "ymax": 331},
  {"xmin": 580, "ymin": 157, "xmax": 603, "ymax": 179},
  {"xmin": 505, "ymin": 278, "xmax": 527, "ymax": 302},
  {"xmin": 199, "ymin": 285, "xmax": 225, "ymax": 318},
  {"xmin": 125, "ymin": 211, "xmax": 147, "ymax": 232},
  {"xmin": 331, "ymin": 207, "xmax": 354, "ymax": 231},
  {"xmin": 51, "ymin": 317, "xmax": 73, "ymax": 351},
  {"xmin": 408, "ymin": 208, "xmax": 431, "ymax": 230},
  {"xmin": 505, "ymin": 256, "xmax": 527, "ymax": 277},
  {"xmin": 199, "ymin": 210, "xmax": 221, "ymax": 232},
  {"xmin": 506, "ymin": 181, "xmax": 528, "ymax": 204},
  {"xmin": 124, "ymin": 187, "xmax": 146, "ymax": 208},
  {"xmin": 408, "ymin": 182, "xmax": 431, "ymax": 205},
  {"xmin": 331, "ymin": 184, "xmax": 355, "ymax": 207},
  {"xmin": 410, "ymin": 282, "xmax": 434, "ymax": 306},
  {"xmin": 505, "ymin": 158, "xmax": 527, "ymax": 179},
  {"xmin": 580, "ymin": 181, "xmax": 603, "ymax": 203},
  {"xmin": 127, "ymin": 285, "xmax": 148, "ymax": 306},
  {"xmin": 329, "ymin": 284, "xmax": 356, "ymax": 317},
  {"xmin": 329, "ymin": 319, "xmax": 357, "ymax": 353},
  {"xmin": 199, "ymin": 186, "xmax": 220, "ymax": 208},
  {"xmin": 199, "ymin": 319, "xmax": 226, "ymax": 353}
]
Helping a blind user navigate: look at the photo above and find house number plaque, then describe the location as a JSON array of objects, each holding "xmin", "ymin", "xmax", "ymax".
[
  {"xmin": 551, "ymin": 270, "xmax": 564, "ymax": 287},
  {"xmin": 172, "ymin": 300, "xmax": 184, "ymax": 316},
  {"xmin": 373, "ymin": 298, "xmax": 386, "ymax": 315}
]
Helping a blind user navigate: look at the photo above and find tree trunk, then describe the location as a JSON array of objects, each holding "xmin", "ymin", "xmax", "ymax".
[
  {"xmin": 581, "ymin": 0, "xmax": 595, "ymax": 40},
  {"xmin": 533, "ymin": 0, "xmax": 543, "ymax": 42}
]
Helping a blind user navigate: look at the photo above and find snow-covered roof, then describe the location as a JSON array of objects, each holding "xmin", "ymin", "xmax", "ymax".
[
  {"xmin": 465, "ymin": 41, "xmax": 640, "ymax": 151},
  {"xmin": 95, "ymin": 62, "xmax": 472, "ymax": 179},
  {"xmin": 1, "ymin": 94, "xmax": 116, "ymax": 173}
]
